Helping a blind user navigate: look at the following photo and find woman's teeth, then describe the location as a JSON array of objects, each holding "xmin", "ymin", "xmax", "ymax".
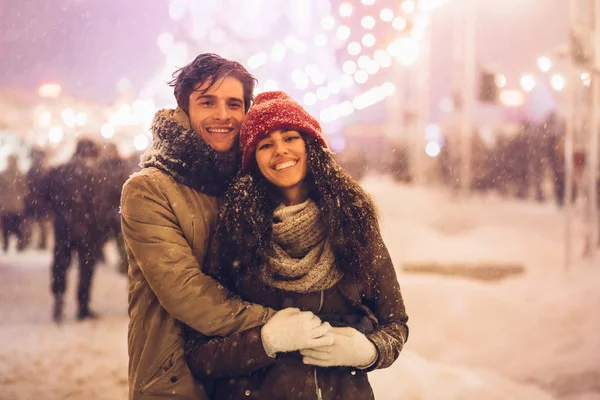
[{"xmin": 274, "ymin": 160, "xmax": 297, "ymax": 171}]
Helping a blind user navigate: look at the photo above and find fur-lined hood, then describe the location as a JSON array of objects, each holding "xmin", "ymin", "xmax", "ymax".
[{"xmin": 140, "ymin": 107, "xmax": 240, "ymax": 196}]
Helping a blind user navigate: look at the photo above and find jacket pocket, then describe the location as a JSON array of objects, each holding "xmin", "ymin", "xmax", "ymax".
[{"xmin": 141, "ymin": 344, "xmax": 192, "ymax": 396}]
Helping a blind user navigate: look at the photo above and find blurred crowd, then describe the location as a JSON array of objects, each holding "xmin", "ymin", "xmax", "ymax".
[
  {"xmin": 0, "ymin": 138, "xmax": 139, "ymax": 302},
  {"xmin": 0, "ymin": 138, "xmax": 140, "ymax": 319},
  {"xmin": 438, "ymin": 113, "xmax": 600, "ymax": 212},
  {"xmin": 0, "ymin": 140, "xmax": 139, "ymax": 259}
]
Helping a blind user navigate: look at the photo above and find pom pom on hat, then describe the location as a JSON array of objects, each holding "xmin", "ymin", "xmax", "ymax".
[{"xmin": 240, "ymin": 91, "xmax": 328, "ymax": 172}]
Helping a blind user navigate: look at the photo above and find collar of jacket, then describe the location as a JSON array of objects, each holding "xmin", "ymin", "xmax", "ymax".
[{"xmin": 140, "ymin": 107, "xmax": 241, "ymax": 196}]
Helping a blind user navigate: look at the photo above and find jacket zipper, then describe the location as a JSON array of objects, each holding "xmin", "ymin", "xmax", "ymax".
[{"xmin": 314, "ymin": 290, "xmax": 325, "ymax": 400}]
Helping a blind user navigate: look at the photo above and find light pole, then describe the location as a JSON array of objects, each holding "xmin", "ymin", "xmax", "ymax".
[
  {"xmin": 565, "ymin": 0, "xmax": 578, "ymax": 270},
  {"xmin": 455, "ymin": 0, "xmax": 476, "ymax": 197},
  {"xmin": 588, "ymin": 0, "xmax": 599, "ymax": 254}
]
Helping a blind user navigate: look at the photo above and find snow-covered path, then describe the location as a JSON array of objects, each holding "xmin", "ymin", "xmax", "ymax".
[{"xmin": 1, "ymin": 177, "xmax": 598, "ymax": 399}]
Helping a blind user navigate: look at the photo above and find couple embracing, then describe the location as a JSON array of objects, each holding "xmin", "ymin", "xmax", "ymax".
[{"xmin": 122, "ymin": 53, "xmax": 408, "ymax": 400}]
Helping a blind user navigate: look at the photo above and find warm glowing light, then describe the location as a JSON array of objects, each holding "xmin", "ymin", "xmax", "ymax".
[
  {"xmin": 38, "ymin": 83, "xmax": 61, "ymax": 98},
  {"xmin": 381, "ymin": 82, "xmax": 395, "ymax": 96},
  {"xmin": 374, "ymin": 49, "xmax": 392, "ymax": 67},
  {"xmin": 361, "ymin": 0, "xmax": 375, "ymax": 5},
  {"xmin": 520, "ymin": 75, "xmax": 535, "ymax": 92},
  {"xmin": 339, "ymin": 2, "xmax": 353, "ymax": 17},
  {"xmin": 551, "ymin": 74, "xmax": 565, "ymax": 91},
  {"xmin": 362, "ymin": 33, "xmax": 376, "ymax": 47},
  {"xmin": 134, "ymin": 134, "xmax": 150, "ymax": 151},
  {"xmin": 401, "ymin": 0, "xmax": 416, "ymax": 13},
  {"xmin": 343, "ymin": 60, "xmax": 358, "ymax": 75},
  {"xmin": 347, "ymin": 42, "xmax": 362, "ymax": 56},
  {"xmin": 361, "ymin": 16, "xmax": 376, "ymax": 29},
  {"xmin": 354, "ymin": 70, "xmax": 369, "ymax": 84},
  {"xmin": 357, "ymin": 55, "xmax": 371, "ymax": 70},
  {"xmin": 316, "ymin": 87, "xmax": 330, "ymax": 100},
  {"xmin": 380, "ymin": 9, "xmax": 394, "ymax": 21},
  {"xmin": 48, "ymin": 127, "xmax": 64, "ymax": 144},
  {"xmin": 388, "ymin": 38, "xmax": 420, "ymax": 66},
  {"xmin": 336, "ymin": 25, "xmax": 351, "ymax": 40},
  {"xmin": 425, "ymin": 142, "xmax": 441, "ymax": 157},
  {"xmin": 499, "ymin": 89, "xmax": 525, "ymax": 106},
  {"xmin": 101, "ymin": 124, "xmax": 115, "ymax": 139},
  {"xmin": 366, "ymin": 61, "xmax": 380, "ymax": 75},
  {"xmin": 61, "ymin": 108, "xmax": 75, "ymax": 128},
  {"xmin": 38, "ymin": 111, "xmax": 52, "ymax": 128},
  {"xmin": 537, "ymin": 56, "xmax": 552, "ymax": 73},
  {"xmin": 392, "ymin": 17, "xmax": 407, "ymax": 31},
  {"xmin": 75, "ymin": 113, "xmax": 87, "ymax": 127},
  {"xmin": 581, "ymin": 72, "xmax": 592, "ymax": 86}
]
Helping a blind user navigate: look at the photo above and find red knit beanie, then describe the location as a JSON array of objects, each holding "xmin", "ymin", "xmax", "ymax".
[{"xmin": 240, "ymin": 91, "xmax": 328, "ymax": 172}]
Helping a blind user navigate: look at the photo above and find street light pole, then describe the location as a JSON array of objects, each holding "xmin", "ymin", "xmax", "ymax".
[
  {"xmin": 458, "ymin": 0, "xmax": 476, "ymax": 197},
  {"xmin": 565, "ymin": 0, "xmax": 578, "ymax": 270},
  {"xmin": 589, "ymin": 0, "xmax": 600, "ymax": 254}
]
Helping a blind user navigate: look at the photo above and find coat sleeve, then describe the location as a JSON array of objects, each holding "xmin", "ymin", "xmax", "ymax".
[
  {"xmin": 120, "ymin": 172, "xmax": 273, "ymax": 337},
  {"xmin": 363, "ymin": 234, "xmax": 409, "ymax": 371},
  {"xmin": 185, "ymin": 325, "xmax": 277, "ymax": 379}
]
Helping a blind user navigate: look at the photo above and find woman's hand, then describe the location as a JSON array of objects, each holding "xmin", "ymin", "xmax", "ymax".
[
  {"xmin": 261, "ymin": 308, "xmax": 333, "ymax": 357},
  {"xmin": 300, "ymin": 326, "xmax": 378, "ymax": 368}
]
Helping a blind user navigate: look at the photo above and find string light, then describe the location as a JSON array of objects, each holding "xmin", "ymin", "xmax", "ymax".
[
  {"xmin": 380, "ymin": 9, "xmax": 394, "ymax": 21},
  {"xmin": 361, "ymin": 16, "xmax": 376, "ymax": 29},
  {"xmin": 339, "ymin": 2, "xmax": 353, "ymax": 17},
  {"xmin": 362, "ymin": 33, "xmax": 376, "ymax": 47}
]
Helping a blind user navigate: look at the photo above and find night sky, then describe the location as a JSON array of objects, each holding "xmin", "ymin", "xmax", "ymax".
[
  {"xmin": 0, "ymin": 0, "xmax": 569, "ymax": 108},
  {"xmin": 0, "ymin": 0, "xmax": 171, "ymax": 103}
]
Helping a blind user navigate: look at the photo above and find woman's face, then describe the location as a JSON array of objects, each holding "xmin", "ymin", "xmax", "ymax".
[{"xmin": 255, "ymin": 129, "xmax": 308, "ymax": 203}]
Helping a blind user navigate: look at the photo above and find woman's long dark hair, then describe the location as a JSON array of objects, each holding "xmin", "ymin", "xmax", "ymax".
[{"xmin": 211, "ymin": 137, "xmax": 381, "ymax": 289}]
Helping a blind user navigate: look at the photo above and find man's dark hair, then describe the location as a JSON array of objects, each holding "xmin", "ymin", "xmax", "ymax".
[{"xmin": 169, "ymin": 53, "xmax": 257, "ymax": 113}]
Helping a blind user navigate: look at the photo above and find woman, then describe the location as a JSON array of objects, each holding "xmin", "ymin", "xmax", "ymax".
[{"xmin": 186, "ymin": 91, "xmax": 409, "ymax": 399}]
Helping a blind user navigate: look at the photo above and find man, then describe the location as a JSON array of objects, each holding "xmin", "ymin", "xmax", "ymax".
[
  {"xmin": 23, "ymin": 147, "xmax": 52, "ymax": 250},
  {"xmin": 121, "ymin": 54, "xmax": 326, "ymax": 400},
  {"xmin": 0, "ymin": 154, "xmax": 26, "ymax": 252},
  {"xmin": 45, "ymin": 138, "xmax": 103, "ymax": 322}
]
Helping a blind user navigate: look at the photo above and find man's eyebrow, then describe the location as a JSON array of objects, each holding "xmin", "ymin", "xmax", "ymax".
[
  {"xmin": 194, "ymin": 94, "xmax": 243, "ymax": 103},
  {"xmin": 195, "ymin": 94, "xmax": 215, "ymax": 101}
]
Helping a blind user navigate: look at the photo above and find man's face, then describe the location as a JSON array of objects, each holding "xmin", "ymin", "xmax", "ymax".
[{"xmin": 188, "ymin": 76, "xmax": 245, "ymax": 152}]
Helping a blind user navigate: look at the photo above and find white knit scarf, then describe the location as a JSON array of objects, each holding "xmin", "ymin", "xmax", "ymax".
[{"xmin": 262, "ymin": 199, "xmax": 343, "ymax": 294}]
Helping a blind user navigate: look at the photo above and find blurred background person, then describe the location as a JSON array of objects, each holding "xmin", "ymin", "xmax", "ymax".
[
  {"xmin": 23, "ymin": 147, "xmax": 52, "ymax": 250},
  {"xmin": 43, "ymin": 138, "xmax": 104, "ymax": 323},
  {"xmin": 0, "ymin": 154, "xmax": 27, "ymax": 253}
]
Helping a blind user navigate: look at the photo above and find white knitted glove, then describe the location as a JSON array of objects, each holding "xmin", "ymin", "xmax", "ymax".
[
  {"xmin": 261, "ymin": 308, "xmax": 333, "ymax": 357},
  {"xmin": 300, "ymin": 327, "xmax": 378, "ymax": 368}
]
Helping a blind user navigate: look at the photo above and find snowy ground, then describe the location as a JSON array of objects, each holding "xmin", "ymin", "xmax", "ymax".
[{"xmin": 1, "ymin": 175, "xmax": 599, "ymax": 400}]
